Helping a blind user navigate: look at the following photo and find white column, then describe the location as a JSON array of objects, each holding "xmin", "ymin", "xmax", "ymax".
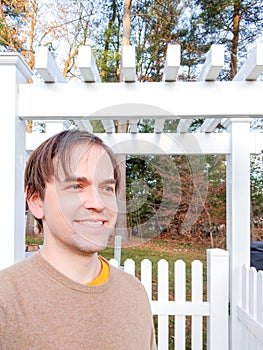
[
  {"xmin": 0, "ymin": 54, "xmax": 32, "ymax": 269},
  {"xmin": 226, "ymin": 118, "xmax": 252, "ymax": 349}
]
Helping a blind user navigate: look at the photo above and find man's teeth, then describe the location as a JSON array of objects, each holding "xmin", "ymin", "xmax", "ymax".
[{"xmin": 79, "ymin": 220, "xmax": 103, "ymax": 227}]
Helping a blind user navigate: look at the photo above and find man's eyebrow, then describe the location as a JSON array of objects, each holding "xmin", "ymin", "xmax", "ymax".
[
  {"xmin": 61, "ymin": 176, "xmax": 116, "ymax": 185},
  {"xmin": 100, "ymin": 178, "xmax": 117, "ymax": 186},
  {"xmin": 62, "ymin": 176, "xmax": 89, "ymax": 183}
]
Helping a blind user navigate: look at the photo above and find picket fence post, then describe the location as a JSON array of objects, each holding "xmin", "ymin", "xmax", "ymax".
[{"xmin": 207, "ymin": 249, "xmax": 229, "ymax": 350}]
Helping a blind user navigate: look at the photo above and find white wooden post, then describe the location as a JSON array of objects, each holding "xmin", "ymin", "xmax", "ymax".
[
  {"xmin": 114, "ymin": 235, "xmax": 122, "ymax": 267},
  {"xmin": 225, "ymin": 118, "xmax": 252, "ymax": 349},
  {"xmin": 0, "ymin": 54, "xmax": 32, "ymax": 269},
  {"xmin": 207, "ymin": 248, "xmax": 229, "ymax": 350}
]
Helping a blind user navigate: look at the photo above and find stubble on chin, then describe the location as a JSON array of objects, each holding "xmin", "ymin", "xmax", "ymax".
[{"xmin": 71, "ymin": 227, "xmax": 114, "ymax": 254}]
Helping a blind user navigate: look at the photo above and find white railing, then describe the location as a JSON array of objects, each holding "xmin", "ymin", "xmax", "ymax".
[
  {"xmin": 110, "ymin": 248, "xmax": 229, "ymax": 350},
  {"xmin": 237, "ymin": 265, "xmax": 263, "ymax": 349}
]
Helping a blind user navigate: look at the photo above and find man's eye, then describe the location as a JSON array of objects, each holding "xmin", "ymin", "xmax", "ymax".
[
  {"xmin": 71, "ymin": 183, "xmax": 81, "ymax": 190},
  {"xmin": 103, "ymin": 186, "xmax": 115, "ymax": 193}
]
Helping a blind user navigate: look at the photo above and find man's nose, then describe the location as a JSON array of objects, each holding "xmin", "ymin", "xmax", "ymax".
[{"xmin": 81, "ymin": 187, "xmax": 104, "ymax": 211}]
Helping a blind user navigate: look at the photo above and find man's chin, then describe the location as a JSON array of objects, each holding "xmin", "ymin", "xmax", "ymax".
[{"xmin": 76, "ymin": 233, "xmax": 110, "ymax": 251}]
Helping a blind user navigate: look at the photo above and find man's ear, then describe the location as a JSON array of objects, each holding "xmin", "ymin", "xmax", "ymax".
[{"xmin": 27, "ymin": 194, "xmax": 44, "ymax": 220}]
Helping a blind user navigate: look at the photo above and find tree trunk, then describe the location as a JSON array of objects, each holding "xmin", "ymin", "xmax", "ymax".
[
  {"xmin": 230, "ymin": 4, "xmax": 240, "ymax": 80},
  {"xmin": 115, "ymin": 0, "xmax": 133, "ymax": 242}
]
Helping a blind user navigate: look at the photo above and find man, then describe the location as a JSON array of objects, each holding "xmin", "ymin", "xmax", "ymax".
[{"xmin": 0, "ymin": 130, "xmax": 156, "ymax": 349}]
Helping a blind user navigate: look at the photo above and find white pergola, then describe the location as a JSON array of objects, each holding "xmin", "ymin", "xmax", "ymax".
[{"xmin": 0, "ymin": 42, "xmax": 263, "ymax": 349}]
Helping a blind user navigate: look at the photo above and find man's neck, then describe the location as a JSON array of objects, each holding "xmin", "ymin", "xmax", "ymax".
[{"xmin": 40, "ymin": 241, "xmax": 101, "ymax": 285}]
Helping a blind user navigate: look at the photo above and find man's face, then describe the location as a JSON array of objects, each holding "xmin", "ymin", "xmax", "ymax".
[{"xmin": 35, "ymin": 144, "xmax": 118, "ymax": 254}]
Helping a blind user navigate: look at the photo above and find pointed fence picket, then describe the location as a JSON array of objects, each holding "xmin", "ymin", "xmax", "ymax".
[
  {"xmin": 237, "ymin": 265, "xmax": 263, "ymax": 350},
  {"xmin": 109, "ymin": 248, "xmax": 229, "ymax": 350}
]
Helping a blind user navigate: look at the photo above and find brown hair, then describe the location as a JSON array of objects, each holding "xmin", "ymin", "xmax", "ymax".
[{"xmin": 25, "ymin": 130, "xmax": 120, "ymax": 229}]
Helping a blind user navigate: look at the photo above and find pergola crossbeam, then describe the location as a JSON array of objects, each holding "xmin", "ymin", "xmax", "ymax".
[
  {"xmin": 177, "ymin": 44, "xmax": 224, "ymax": 133},
  {"xmin": 198, "ymin": 44, "xmax": 224, "ymax": 81},
  {"xmin": 78, "ymin": 45, "xmax": 101, "ymax": 83},
  {"xmin": 35, "ymin": 46, "xmax": 66, "ymax": 83},
  {"xmin": 163, "ymin": 44, "xmax": 180, "ymax": 82},
  {"xmin": 101, "ymin": 119, "xmax": 116, "ymax": 133},
  {"xmin": 121, "ymin": 45, "xmax": 136, "ymax": 82},
  {"xmin": 200, "ymin": 118, "xmax": 222, "ymax": 133},
  {"xmin": 233, "ymin": 42, "xmax": 263, "ymax": 81},
  {"xmin": 75, "ymin": 120, "xmax": 93, "ymax": 133},
  {"xmin": 18, "ymin": 81, "xmax": 263, "ymax": 119},
  {"xmin": 129, "ymin": 119, "xmax": 139, "ymax": 133},
  {"xmin": 154, "ymin": 119, "xmax": 166, "ymax": 133},
  {"xmin": 177, "ymin": 119, "xmax": 193, "ymax": 133}
]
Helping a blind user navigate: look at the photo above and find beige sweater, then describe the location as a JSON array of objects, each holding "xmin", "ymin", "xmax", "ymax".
[{"xmin": 0, "ymin": 253, "xmax": 156, "ymax": 350}]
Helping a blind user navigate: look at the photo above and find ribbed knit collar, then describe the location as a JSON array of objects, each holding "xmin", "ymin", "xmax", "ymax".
[{"xmin": 30, "ymin": 252, "xmax": 116, "ymax": 293}]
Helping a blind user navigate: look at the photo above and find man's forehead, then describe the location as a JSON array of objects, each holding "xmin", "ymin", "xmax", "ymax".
[{"xmin": 54, "ymin": 145, "xmax": 114, "ymax": 178}]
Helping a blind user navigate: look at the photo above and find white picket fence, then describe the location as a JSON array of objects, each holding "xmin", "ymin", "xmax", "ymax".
[
  {"xmin": 237, "ymin": 265, "xmax": 263, "ymax": 349},
  {"xmin": 110, "ymin": 248, "xmax": 229, "ymax": 350}
]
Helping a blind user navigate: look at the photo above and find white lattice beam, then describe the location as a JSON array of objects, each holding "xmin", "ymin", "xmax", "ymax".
[
  {"xmin": 101, "ymin": 120, "xmax": 115, "ymax": 133},
  {"xmin": 198, "ymin": 44, "xmax": 224, "ymax": 81},
  {"xmin": 234, "ymin": 42, "xmax": 263, "ymax": 81},
  {"xmin": 199, "ymin": 118, "xmax": 222, "ymax": 133},
  {"xmin": 78, "ymin": 45, "xmax": 101, "ymax": 83},
  {"xmin": 121, "ymin": 45, "xmax": 136, "ymax": 82},
  {"xmin": 129, "ymin": 120, "xmax": 139, "ymax": 133},
  {"xmin": 18, "ymin": 81, "xmax": 263, "ymax": 119},
  {"xmin": 26, "ymin": 131, "xmax": 263, "ymax": 155},
  {"xmin": 163, "ymin": 44, "xmax": 180, "ymax": 82},
  {"xmin": 154, "ymin": 45, "xmax": 181, "ymax": 133},
  {"xmin": 177, "ymin": 119, "xmax": 193, "ymax": 133},
  {"xmin": 75, "ymin": 120, "xmax": 93, "ymax": 132},
  {"xmin": 154, "ymin": 119, "xmax": 166, "ymax": 133},
  {"xmin": 178, "ymin": 44, "xmax": 224, "ymax": 133},
  {"xmin": 35, "ymin": 46, "xmax": 66, "ymax": 83}
]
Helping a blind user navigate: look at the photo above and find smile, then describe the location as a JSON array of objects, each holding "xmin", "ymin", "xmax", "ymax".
[{"xmin": 75, "ymin": 220, "xmax": 104, "ymax": 227}]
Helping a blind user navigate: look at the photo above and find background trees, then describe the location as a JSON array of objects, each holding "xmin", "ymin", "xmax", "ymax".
[
  {"xmin": 1, "ymin": 0, "xmax": 263, "ymax": 244},
  {"xmin": 0, "ymin": 0, "xmax": 28, "ymax": 52}
]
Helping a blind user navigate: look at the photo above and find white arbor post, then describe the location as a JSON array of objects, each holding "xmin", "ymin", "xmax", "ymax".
[
  {"xmin": 0, "ymin": 54, "xmax": 32, "ymax": 269},
  {"xmin": 226, "ymin": 118, "xmax": 252, "ymax": 349}
]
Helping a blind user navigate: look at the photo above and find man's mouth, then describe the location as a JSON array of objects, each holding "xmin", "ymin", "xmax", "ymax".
[{"xmin": 75, "ymin": 220, "xmax": 105, "ymax": 228}]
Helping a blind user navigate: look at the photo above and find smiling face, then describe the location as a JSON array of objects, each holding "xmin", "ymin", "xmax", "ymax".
[{"xmin": 28, "ymin": 144, "xmax": 118, "ymax": 254}]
